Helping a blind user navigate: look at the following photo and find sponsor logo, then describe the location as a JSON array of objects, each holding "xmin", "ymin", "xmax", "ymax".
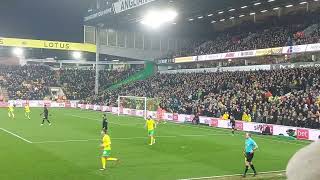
[
  {"xmin": 225, "ymin": 52, "xmax": 235, "ymax": 58},
  {"xmin": 235, "ymin": 121, "xmax": 243, "ymax": 130},
  {"xmin": 254, "ymin": 124, "xmax": 273, "ymax": 133},
  {"xmin": 210, "ymin": 118, "xmax": 219, "ymax": 127},
  {"xmin": 307, "ymin": 44, "xmax": 320, "ymax": 51},
  {"xmin": 173, "ymin": 113, "xmax": 178, "ymax": 121},
  {"xmin": 115, "ymin": 0, "xmax": 156, "ymax": 13},
  {"xmin": 240, "ymin": 51, "xmax": 255, "ymax": 57},
  {"xmin": 297, "ymin": 129, "xmax": 309, "ymax": 140},
  {"xmin": 44, "ymin": 42, "xmax": 70, "ymax": 50}
]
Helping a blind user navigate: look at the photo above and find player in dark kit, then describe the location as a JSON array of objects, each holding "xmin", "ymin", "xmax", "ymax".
[
  {"xmin": 102, "ymin": 114, "xmax": 108, "ymax": 131},
  {"xmin": 40, "ymin": 105, "xmax": 51, "ymax": 126},
  {"xmin": 229, "ymin": 115, "xmax": 236, "ymax": 135}
]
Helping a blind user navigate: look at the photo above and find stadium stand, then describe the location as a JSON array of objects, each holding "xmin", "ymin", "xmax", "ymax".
[
  {"xmin": 100, "ymin": 67, "xmax": 320, "ymax": 129},
  {"xmin": 0, "ymin": 65, "xmax": 140, "ymax": 100},
  {"xmin": 170, "ymin": 13, "xmax": 320, "ymax": 58}
]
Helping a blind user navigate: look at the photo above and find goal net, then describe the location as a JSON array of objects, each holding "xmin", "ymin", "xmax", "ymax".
[{"xmin": 117, "ymin": 96, "xmax": 160, "ymax": 119}]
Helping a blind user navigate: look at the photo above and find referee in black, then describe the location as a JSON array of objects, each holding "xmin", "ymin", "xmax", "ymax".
[
  {"xmin": 102, "ymin": 114, "xmax": 108, "ymax": 131},
  {"xmin": 40, "ymin": 105, "xmax": 51, "ymax": 126}
]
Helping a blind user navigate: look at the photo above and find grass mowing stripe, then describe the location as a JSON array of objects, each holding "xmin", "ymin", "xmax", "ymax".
[
  {"xmin": 69, "ymin": 114, "xmax": 144, "ymax": 126},
  {"xmin": 166, "ymin": 122, "xmax": 310, "ymax": 146},
  {"xmin": 178, "ymin": 170, "xmax": 286, "ymax": 180},
  {"xmin": 71, "ymin": 110, "xmax": 309, "ymax": 146},
  {"xmin": 32, "ymin": 133, "xmax": 231, "ymax": 144},
  {"xmin": 0, "ymin": 127, "xmax": 33, "ymax": 143}
]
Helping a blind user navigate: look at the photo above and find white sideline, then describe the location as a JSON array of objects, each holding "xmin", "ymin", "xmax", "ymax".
[
  {"xmin": 178, "ymin": 170, "xmax": 286, "ymax": 180},
  {"xmin": 0, "ymin": 128, "xmax": 33, "ymax": 143},
  {"xmin": 32, "ymin": 134, "xmax": 230, "ymax": 144}
]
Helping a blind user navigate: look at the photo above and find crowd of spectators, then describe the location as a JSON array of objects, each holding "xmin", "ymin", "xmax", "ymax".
[
  {"xmin": 0, "ymin": 65, "xmax": 57, "ymax": 100},
  {"xmin": 59, "ymin": 68, "xmax": 138, "ymax": 100},
  {"xmin": 0, "ymin": 65, "xmax": 139, "ymax": 100},
  {"xmin": 101, "ymin": 67, "xmax": 320, "ymax": 129},
  {"xmin": 174, "ymin": 14, "xmax": 320, "ymax": 58}
]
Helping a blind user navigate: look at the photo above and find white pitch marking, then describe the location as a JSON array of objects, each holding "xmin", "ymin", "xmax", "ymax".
[
  {"xmin": 73, "ymin": 113, "xmax": 308, "ymax": 146},
  {"xmin": 178, "ymin": 170, "xmax": 286, "ymax": 180},
  {"xmin": 32, "ymin": 134, "xmax": 230, "ymax": 144},
  {"xmin": 0, "ymin": 128, "xmax": 33, "ymax": 143},
  {"xmin": 70, "ymin": 114, "xmax": 143, "ymax": 126}
]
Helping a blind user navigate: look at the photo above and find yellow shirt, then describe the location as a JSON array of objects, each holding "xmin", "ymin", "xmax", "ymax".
[
  {"xmin": 222, "ymin": 113, "xmax": 229, "ymax": 120},
  {"xmin": 146, "ymin": 119, "xmax": 155, "ymax": 131},
  {"xmin": 102, "ymin": 134, "xmax": 111, "ymax": 150},
  {"xmin": 25, "ymin": 106, "xmax": 30, "ymax": 112},
  {"xmin": 8, "ymin": 106, "xmax": 14, "ymax": 112}
]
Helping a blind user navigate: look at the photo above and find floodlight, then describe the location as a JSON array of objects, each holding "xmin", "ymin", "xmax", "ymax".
[
  {"xmin": 141, "ymin": 9, "xmax": 178, "ymax": 29},
  {"xmin": 72, "ymin": 51, "xmax": 82, "ymax": 59},
  {"xmin": 12, "ymin": 47, "xmax": 24, "ymax": 57}
]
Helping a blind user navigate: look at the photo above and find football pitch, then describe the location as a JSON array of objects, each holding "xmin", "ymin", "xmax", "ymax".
[{"xmin": 0, "ymin": 108, "xmax": 311, "ymax": 180}]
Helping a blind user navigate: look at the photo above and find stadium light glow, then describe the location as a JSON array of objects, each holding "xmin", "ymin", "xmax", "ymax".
[
  {"xmin": 220, "ymin": 19, "xmax": 225, "ymax": 22},
  {"xmin": 197, "ymin": 16, "xmax": 203, "ymax": 19},
  {"xmin": 211, "ymin": 20, "xmax": 216, "ymax": 23},
  {"xmin": 268, "ymin": 0, "xmax": 275, "ymax": 2},
  {"xmin": 72, "ymin": 51, "xmax": 82, "ymax": 60},
  {"xmin": 261, "ymin": 9, "xmax": 268, "ymax": 13},
  {"xmin": 12, "ymin": 47, "xmax": 24, "ymax": 57},
  {"xmin": 254, "ymin": 2, "xmax": 261, "ymax": 6},
  {"xmin": 299, "ymin": 1, "xmax": 307, "ymax": 4},
  {"xmin": 285, "ymin": 4, "xmax": 293, "ymax": 8},
  {"xmin": 273, "ymin": 7, "xmax": 280, "ymax": 10},
  {"xmin": 241, "ymin": 6, "xmax": 248, "ymax": 9},
  {"xmin": 207, "ymin": 14, "xmax": 213, "ymax": 17},
  {"xmin": 140, "ymin": 9, "xmax": 178, "ymax": 29},
  {"xmin": 239, "ymin": 14, "xmax": 245, "ymax": 17},
  {"xmin": 229, "ymin": 16, "xmax": 235, "ymax": 19},
  {"xmin": 218, "ymin": 11, "xmax": 224, "ymax": 14},
  {"xmin": 250, "ymin": 12, "xmax": 256, "ymax": 15},
  {"xmin": 229, "ymin": 8, "xmax": 235, "ymax": 12}
]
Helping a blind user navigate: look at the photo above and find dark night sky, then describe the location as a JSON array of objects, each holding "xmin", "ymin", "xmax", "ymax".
[{"xmin": 0, "ymin": 0, "xmax": 91, "ymax": 42}]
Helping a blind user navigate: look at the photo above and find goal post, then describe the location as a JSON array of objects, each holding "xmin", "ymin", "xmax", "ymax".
[
  {"xmin": 117, "ymin": 96, "xmax": 160, "ymax": 119},
  {"xmin": 118, "ymin": 96, "xmax": 147, "ymax": 119}
]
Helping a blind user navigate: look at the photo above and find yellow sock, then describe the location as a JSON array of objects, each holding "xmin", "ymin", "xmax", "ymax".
[
  {"xmin": 101, "ymin": 157, "xmax": 106, "ymax": 169},
  {"xmin": 8, "ymin": 112, "xmax": 11, "ymax": 117},
  {"xmin": 107, "ymin": 157, "xmax": 118, "ymax": 161},
  {"xmin": 150, "ymin": 137, "xmax": 154, "ymax": 144}
]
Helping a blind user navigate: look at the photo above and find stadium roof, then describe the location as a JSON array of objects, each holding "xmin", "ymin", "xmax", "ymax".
[{"xmin": 84, "ymin": 0, "xmax": 317, "ymax": 28}]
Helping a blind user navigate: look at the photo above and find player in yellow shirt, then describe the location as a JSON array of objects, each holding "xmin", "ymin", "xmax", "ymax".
[
  {"xmin": 8, "ymin": 104, "xmax": 15, "ymax": 119},
  {"xmin": 100, "ymin": 130, "xmax": 118, "ymax": 171},
  {"xmin": 24, "ymin": 104, "xmax": 31, "ymax": 120},
  {"xmin": 145, "ymin": 116, "xmax": 156, "ymax": 145}
]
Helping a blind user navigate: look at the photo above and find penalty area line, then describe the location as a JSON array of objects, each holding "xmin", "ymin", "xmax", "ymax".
[
  {"xmin": 0, "ymin": 128, "xmax": 33, "ymax": 143},
  {"xmin": 178, "ymin": 170, "xmax": 286, "ymax": 180}
]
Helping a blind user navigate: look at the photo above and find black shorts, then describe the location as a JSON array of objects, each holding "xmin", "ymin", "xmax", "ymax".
[
  {"xmin": 246, "ymin": 152, "xmax": 254, "ymax": 162},
  {"xmin": 44, "ymin": 115, "xmax": 48, "ymax": 119}
]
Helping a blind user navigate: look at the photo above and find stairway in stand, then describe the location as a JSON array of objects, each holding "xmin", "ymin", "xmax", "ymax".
[{"xmin": 0, "ymin": 87, "xmax": 9, "ymax": 101}]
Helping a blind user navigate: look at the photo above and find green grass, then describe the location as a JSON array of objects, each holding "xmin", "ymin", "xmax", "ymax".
[{"xmin": 0, "ymin": 108, "xmax": 310, "ymax": 180}]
